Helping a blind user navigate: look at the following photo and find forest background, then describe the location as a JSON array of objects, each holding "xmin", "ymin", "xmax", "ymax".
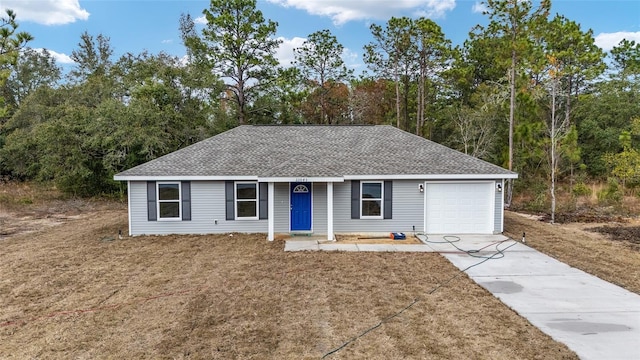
[{"xmin": 1, "ymin": 0, "xmax": 639, "ymax": 221}]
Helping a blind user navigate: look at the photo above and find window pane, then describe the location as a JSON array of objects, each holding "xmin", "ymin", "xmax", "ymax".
[
  {"xmin": 237, "ymin": 201, "xmax": 257, "ymax": 217},
  {"xmin": 362, "ymin": 183, "xmax": 382, "ymax": 199},
  {"xmin": 237, "ymin": 183, "xmax": 257, "ymax": 199},
  {"xmin": 159, "ymin": 202, "xmax": 180, "ymax": 218},
  {"xmin": 158, "ymin": 184, "xmax": 180, "ymax": 200},
  {"xmin": 362, "ymin": 200, "xmax": 381, "ymax": 216}
]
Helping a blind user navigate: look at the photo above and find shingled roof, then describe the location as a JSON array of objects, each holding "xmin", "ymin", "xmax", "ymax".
[{"xmin": 114, "ymin": 125, "xmax": 516, "ymax": 179}]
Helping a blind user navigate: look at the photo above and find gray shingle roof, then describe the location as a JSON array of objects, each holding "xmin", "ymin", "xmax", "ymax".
[{"xmin": 114, "ymin": 125, "xmax": 516, "ymax": 179}]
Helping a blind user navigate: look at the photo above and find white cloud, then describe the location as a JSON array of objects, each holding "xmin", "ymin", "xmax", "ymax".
[
  {"xmin": 161, "ymin": 39, "xmax": 173, "ymax": 44},
  {"xmin": 595, "ymin": 31, "xmax": 640, "ymax": 51},
  {"xmin": 194, "ymin": 15, "xmax": 207, "ymax": 25},
  {"xmin": 268, "ymin": 0, "xmax": 456, "ymax": 25},
  {"xmin": 33, "ymin": 48, "xmax": 75, "ymax": 64},
  {"xmin": 275, "ymin": 36, "xmax": 306, "ymax": 66},
  {"xmin": 275, "ymin": 37, "xmax": 361, "ymax": 71},
  {"xmin": 178, "ymin": 55, "xmax": 190, "ymax": 67},
  {"xmin": 342, "ymin": 47, "xmax": 361, "ymax": 70},
  {"xmin": 414, "ymin": 0, "xmax": 456, "ymax": 18},
  {"xmin": 1, "ymin": 0, "xmax": 89, "ymax": 25},
  {"xmin": 472, "ymin": 1, "xmax": 488, "ymax": 14}
]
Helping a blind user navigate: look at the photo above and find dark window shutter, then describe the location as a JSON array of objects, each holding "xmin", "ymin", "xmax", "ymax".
[
  {"xmin": 181, "ymin": 181, "xmax": 191, "ymax": 221},
  {"xmin": 225, "ymin": 181, "xmax": 234, "ymax": 220},
  {"xmin": 384, "ymin": 180, "xmax": 392, "ymax": 219},
  {"xmin": 351, "ymin": 180, "xmax": 360, "ymax": 219},
  {"xmin": 147, "ymin": 181, "xmax": 157, "ymax": 221},
  {"xmin": 259, "ymin": 182, "xmax": 268, "ymax": 220}
]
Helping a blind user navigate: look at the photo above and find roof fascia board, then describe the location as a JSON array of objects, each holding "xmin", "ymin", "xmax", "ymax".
[
  {"xmin": 343, "ymin": 174, "xmax": 518, "ymax": 180},
  {"xmin": 113, "ymin": 175, "xmax": 347, "ymax": 182},
  {"xmin": 113, "ymin": 175, "xmax": 259, "ymax": 181},
  {"xmin": 115, "ymin": 174, "xmax": 518, "ymax": 182}
]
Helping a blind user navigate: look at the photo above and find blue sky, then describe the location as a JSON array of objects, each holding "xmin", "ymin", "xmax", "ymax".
[{"xmin": 2, "ymin": 0, "xmax": 639, "ymax": 73}]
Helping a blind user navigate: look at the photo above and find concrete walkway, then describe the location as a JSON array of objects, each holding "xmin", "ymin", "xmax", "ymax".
[{"xmin": 285, "ymin": 235, "xmax": 640, "ymax": 360}]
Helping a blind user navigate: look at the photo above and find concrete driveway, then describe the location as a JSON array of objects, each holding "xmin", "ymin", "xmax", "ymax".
[
  {"xmin": 285, "ymin": 234, "xmax": 640, "ymax": 359},
  {"xmin": 437, "ymin": 237, "xmax": 640, "ymax": 360}
]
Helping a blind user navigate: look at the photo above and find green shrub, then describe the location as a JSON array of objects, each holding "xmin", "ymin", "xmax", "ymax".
[
  {"xmin": 19, "ymin": 197, "xmax": 33, "ymax": 205},
  {"xmin": 597, "ymin": 178, "xmax": 622, "ymax": 205},
  {"xmin": 516, "ymin": 178, "xmax": 549, "ymax": 213},
  {"xmin": 572, "ymin": 182, "xmax": 592, "ymax": 197}
]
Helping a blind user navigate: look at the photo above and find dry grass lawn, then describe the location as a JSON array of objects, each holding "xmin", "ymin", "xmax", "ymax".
[
  {"xmin": 0, "ymin": 208, "xmax": 578, "ymax": 359},
  {"xmin": 504, "ymin": 211, "xmax": 640, "ymax": 294}
]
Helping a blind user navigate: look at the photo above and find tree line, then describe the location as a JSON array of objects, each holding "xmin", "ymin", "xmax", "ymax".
[{"xmin": 0, "ymin": 0, "xmax": 639, "ymax": 220}]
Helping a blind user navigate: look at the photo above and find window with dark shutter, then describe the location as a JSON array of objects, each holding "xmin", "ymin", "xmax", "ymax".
[
  {"xmin": 235, "ymin": 182, "xmax": 258, "ymax": 219},
  {"xmin": 351, "ymin": 180, "xmax": 360, "ymax": 219},
  {"xmin": 351, "ymin": 180, "xmax": 392, "ymax": 219},
  {"xmin": 157, "ymin": 182, "xmax": 181, "ymax": 219},
  {"xmin": 147, "ymin": 181, "xmax": 157, "ymax": 221},
  {"xmin": 259, "ymin": 183, "xmax": 268, "ymax": 219},
  {"xmin": 383, "ymin": 180, "xmax": 392, "ymax": 219},
  {"xmin": 225, "ymin": 181, "xmax": 234, "ymax": 220},
  {"xmin": 181, "ymin": 182, "xmax": 191, "ymax": 221},
  {"xmin": 361, "ymin": 181, "xmax": 383, "ymax": 218}
]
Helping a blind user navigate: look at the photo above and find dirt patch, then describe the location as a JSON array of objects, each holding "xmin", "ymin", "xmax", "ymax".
[
  {"xmin": 335, "ymin": 234, "xmax": 422, "ymax": 245},
  {"xmin": 540, "ymin": 212, "xmax": 629, "ymax": 224},
  {"xmin": 586, "ymin": 225, "xmax": 640, "ymax": 247},
  {"xmin": 504, "ymin": 211, "xmax": 640, "ymax": 294},
  {"xmin": 0, "ymin": 209, "xmax": 577, "ymax": 359},
  {"xmin": 0, "ymin": 213, "xmax": 88, "ymax": 238},
  {"xmin": 0, "ymin": 181, "xmax": 125, "ymax": 240}
]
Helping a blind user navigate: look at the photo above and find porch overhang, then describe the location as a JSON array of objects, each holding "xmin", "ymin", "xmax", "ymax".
[
  {"xmin": 258, "ymin": 176, "xmax": 344, "ymax": 183},
  {"xmin": 266, "ymin": 179, "xmax": 336, "ymax": 242}
]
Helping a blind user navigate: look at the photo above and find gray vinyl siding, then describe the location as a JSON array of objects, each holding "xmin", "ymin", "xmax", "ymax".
[
  {"xmin": 129, "ymin": 179, "xmax": 505, "ymax": 236},
  {"xmin": 494, "ymin": 180, "xmax": 503, "ymax": 233},
  {"xmin": 274, "ymin": 183, "xmax": 289, "ymax": 232},
  {"xmin": 312, "ymin": 183, "xmax": 327, "ymax": 234},
  {"xmin": 333, "ymin": 180, "xmax": 424, "ymax": 234},
  {"xmin": 129, "ymin": 181, "xmax": 267, "ymax": 236}
]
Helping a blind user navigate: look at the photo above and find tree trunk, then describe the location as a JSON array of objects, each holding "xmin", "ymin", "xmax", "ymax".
[
  {"xmin": 506, "ymin": 48, "xmax": 516, "ymax": 206},
  {"xmin": 566, "ymin": 76, "xmax": 574, "ymax": 190},
  {"xmin": 237, "ymin": 89, "xmax": 246, "ymax": 125},
  {"xmin": 237, "ymin": 69, "xmax": 246, "ymax": 125},
  {"xmin": 417, "ymin": 62, "xmax": 424, "ymax": 136},
  {"xmin": 320, "ymin": 73, "xmax": 326, "ymax": 124},
  {"xmin": 403, "ymin": 75, "xmax": 409, "ymax": 131},
  {"xmin": 550, "ymin": 78, "xmax": 557, "ymax": 224},
  {"xmin": 394, "ymin": 63, "xmax": 400, "ymax": 128}
]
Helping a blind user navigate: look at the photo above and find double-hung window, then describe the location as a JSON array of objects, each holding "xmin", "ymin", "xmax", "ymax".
[
  {"xmin": 361, "ymin": 181, "xmax": 383, "ymax": 218},
  {"xmin": 157, "ymin": 182, "xmax": 181, "ymax": 220},
  {"xmin": 235, "ymin": 182, "xmax": 258, "ymax": 219}
]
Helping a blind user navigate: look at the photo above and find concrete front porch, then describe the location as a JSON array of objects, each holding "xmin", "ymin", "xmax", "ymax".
[{"xmin": 283, "ymin": 234, "xmax": 508, "ymax": 252}]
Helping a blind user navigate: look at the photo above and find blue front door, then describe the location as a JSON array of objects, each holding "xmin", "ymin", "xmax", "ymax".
[{"xmin": 291, "ymin": 182, "xmax": 312, "ymax": 231}]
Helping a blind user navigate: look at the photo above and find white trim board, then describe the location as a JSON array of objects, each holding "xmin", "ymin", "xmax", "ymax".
[
  {"xmin": 344, "ymin": 174, "xmax": 518, "ymax": 180},
  {"xmin": 115, "ymin": 173, "xmax": 517, "ymax": 182}
]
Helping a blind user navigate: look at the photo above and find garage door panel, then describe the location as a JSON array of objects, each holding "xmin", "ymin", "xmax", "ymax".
[{"xmin": 425, "ymin": 182, "xmax": 492, "ymax": 234}]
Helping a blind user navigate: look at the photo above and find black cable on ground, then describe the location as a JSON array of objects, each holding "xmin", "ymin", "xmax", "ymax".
[
  {"xmin": 420, "ymin": 234, "xmax": 510, "ymax": 258},
  {"xmin": 321, "ymin": 238, "xmax": 519, "ymax": 359},
  {"xmin": 420, "ymin": 234, "xmax": 460, "ymax": 244}
]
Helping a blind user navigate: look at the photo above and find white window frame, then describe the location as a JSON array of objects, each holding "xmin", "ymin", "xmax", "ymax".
[
  {"xmin": 235, "ymin": 181, "xmax": 259, "ymax": 220},
  {"xmin": 361, "ymin": 181, "xmax": 383, "ymax": 219},
  {"xmin": 157, "ymin": 182, "xmax": 181, "ymax": 221}
]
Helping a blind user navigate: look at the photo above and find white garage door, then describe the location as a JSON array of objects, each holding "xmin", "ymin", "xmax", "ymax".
[{"xmin": 425, "ymin": 182, "xmax": 493, "ymax": 234}]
